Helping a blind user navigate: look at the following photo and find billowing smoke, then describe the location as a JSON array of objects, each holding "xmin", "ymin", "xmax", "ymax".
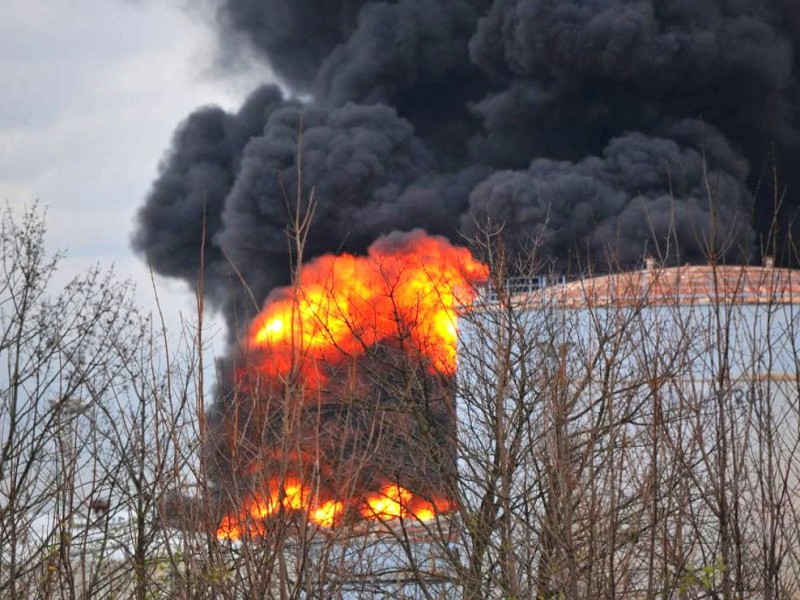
[{"xmin": 134, "ymin": 0, "xmax": 800, "ymax": 328}]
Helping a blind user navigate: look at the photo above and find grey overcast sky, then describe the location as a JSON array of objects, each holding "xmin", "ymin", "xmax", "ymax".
[{"xmin": 0, "ymin": 0, "xmax": 266, "ymax": 339}]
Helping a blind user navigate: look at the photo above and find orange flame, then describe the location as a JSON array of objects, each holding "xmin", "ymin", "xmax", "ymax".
[
  {"xmin": 247, "ymin": 231, "xmax": 487, "ymax": 380},
  {"xmin": 218, "ymin": 480, "xmax": 451, "ymax": 541},
  {"xmin": 217, "ymin": 478, "xmax": 348, "ymax": 540},
  {"xmin": 219, "ymin": 232, "xmax": 484, "ymax": 540},
  {"xmin": 361, "ymin": 483, "xmax": 450, "ymax": 522}
]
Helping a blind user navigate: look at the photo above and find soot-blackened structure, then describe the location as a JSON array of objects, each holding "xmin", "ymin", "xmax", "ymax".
[{"xmin": 210, "ymin": 339, "xmax": 457, "ymax": 526}]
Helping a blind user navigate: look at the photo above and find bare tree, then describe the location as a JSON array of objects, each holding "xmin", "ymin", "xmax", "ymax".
[
  {"xmin": 8, "ymin": 197, "xmax": 800, "ymax": 600},
  {"xmin": 0, "ymin": 204, "xmax": 160, "ymax": 597}
]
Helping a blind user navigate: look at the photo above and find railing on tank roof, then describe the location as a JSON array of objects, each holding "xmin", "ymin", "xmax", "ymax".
[
  {"xmin": 467, "ymin": 264, "xmax": 800, "ymax": 309},
  {"xmin": 595, "ymin": 264, "xmax": 800, "ymax": 307},
  {"xmin": 474, "ymin": 275, "xmax": 567, "ymax": 305}
]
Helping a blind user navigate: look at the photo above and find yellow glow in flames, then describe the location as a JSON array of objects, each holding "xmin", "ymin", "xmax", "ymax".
[
  {"xmin": 218, "ymin": 481, "xmax": 449, "ymax": 541},
  {"xmin": 311, "ymin": 500, "xmax": 346, "ymax": 528},
  {"xmin": 247, "ymin": 234, "xmax": 488, "ymax": 380}
]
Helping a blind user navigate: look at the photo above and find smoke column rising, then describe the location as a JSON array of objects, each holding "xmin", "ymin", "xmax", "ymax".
[{"xmin": 134, "ymin": 0, "xmax": 800, "ymax": 328}]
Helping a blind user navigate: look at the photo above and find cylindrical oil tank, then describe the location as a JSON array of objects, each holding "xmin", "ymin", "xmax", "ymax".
[{"xmin": 455, "ymin": 264, "xmax": 800, "ymax": 597}]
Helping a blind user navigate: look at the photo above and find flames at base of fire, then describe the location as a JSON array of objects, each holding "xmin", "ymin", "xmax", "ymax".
[{"xmin": 217, "ymin": 480, "xmax": 452, "ymax": 541}]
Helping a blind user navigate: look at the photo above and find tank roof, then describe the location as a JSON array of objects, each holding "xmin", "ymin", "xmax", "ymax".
[
  {"xmin": 482, "ymin": 262, "xmax": 800, "ymax": 308},
  {"xmin": 541, "ymin": 264, "xmax": 800, "ymax": 308}
]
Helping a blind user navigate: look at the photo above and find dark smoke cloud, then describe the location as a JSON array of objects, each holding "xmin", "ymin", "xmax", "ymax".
[
  {"xmin": 317, "ymin": 1, "xmax": 485, "ymax": 104},
  {"xmin": 471, "ymin": 1, "xmax": 793, "ymax": 89},
  {"xmin": 214, "ymin": 0, "xmax": 368, "ymax": 90},
  {"xmin": 217, "ymin": 101, "xmax": 433, "ymax": 306},
  {"xmin": 465, "ymin": 121, "xmax": 754, "ymax": 268},
  {"xmin": 470, "ymin": 0, "xmax": 799, "ymax": 147},
  {"xmin": 135, "ymin": 0, "xmax": 800, "ymax": 329},
  {"xmin": 132, "ymin": 84, "xmax": 289, "ymax": 305}
]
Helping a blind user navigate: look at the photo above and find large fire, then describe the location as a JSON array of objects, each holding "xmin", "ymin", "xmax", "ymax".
[
  {"xmin": 217, "ymin": 231, "xmax": 487, "ymax": 540},
  {"xmin": 248, "ymin": 231, "xmax": 487, "ymax": 380}
]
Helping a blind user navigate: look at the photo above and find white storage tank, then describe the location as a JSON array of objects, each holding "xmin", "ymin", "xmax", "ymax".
[{"xmin": 455, "ymin": 263, "xmax": 800, "ymax": 598}]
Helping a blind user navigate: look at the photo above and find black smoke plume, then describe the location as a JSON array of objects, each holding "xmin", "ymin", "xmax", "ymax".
[{"xmin": 135, "ymin": 0, "xmax": 800, "ymax": 329}]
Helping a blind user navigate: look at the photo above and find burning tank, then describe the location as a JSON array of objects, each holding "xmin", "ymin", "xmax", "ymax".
[{"xmin": 210, "ymin": 231, "xmax": 487, "ymax": 539}]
